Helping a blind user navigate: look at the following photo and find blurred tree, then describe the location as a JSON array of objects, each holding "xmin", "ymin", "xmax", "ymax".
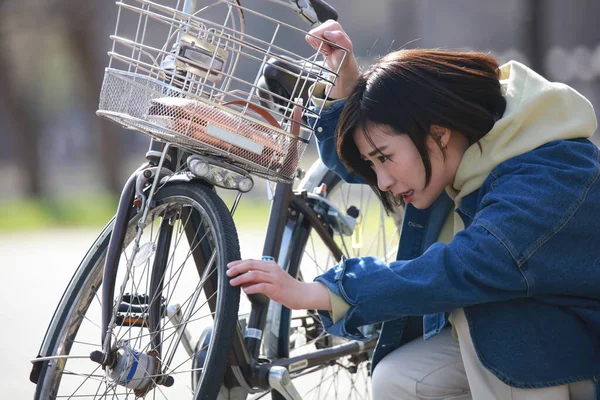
[
  {"xmin": 0, "ymin": 0, "xmax": 124, "ymax": 197},
  {"xmin": 58, "ymin": 0, "xmax": 124, "ymax": 194},
  {"xmin": 0, "ymin": 7, "xmax": 43, "ymax": 197}
]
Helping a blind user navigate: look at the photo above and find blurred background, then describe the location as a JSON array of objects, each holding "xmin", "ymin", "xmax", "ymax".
[
  {"xmin": 1, "ymin": 0, "xmax": 600, "ymax": 228},
  {"xmin": 1, "ymin": 0, "xmax": 600, "ymax": 398}
]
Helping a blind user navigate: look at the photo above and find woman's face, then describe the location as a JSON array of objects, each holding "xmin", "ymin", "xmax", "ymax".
[{"xmin": 352, "ymin": 123, "xmax": 463, "ymax": 209}]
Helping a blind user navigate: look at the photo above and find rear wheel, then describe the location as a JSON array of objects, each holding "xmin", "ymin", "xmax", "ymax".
[
  {"xmin": 33, "ymin": 182, "xmax": 241, "ymax": 400},
  {"xmin": 271, "ymin": 160, "xmax": 401, "ymax": 400}
]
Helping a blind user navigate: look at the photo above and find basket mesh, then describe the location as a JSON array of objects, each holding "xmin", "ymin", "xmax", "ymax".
[
  {"xmin": 97, "ymin": 0, "xmax": 347, "ymax": 183},
  {"xmin": 99, "ymin": 71, "xmax": 306, "ymax": 181}
]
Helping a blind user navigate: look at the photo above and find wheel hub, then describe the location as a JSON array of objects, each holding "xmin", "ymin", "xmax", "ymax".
[
  {"xmin": 107, "ymin": 341, "xmax": 157, "ymax": 394},
  {"xmin": 90, "ymin": 340, "xmax": 174, "ymax": 397}
]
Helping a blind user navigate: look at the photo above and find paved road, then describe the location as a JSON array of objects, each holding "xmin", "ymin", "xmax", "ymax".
[{"xmin": 1, "ymin": 227, "xmax": 266, "ymax": 400}]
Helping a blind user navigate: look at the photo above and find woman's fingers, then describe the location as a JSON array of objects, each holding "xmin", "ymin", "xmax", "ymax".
[
  {"xmin": 304, "ymin": 20, "xmax": 358, "ymax": 99},
  {"xmin": 305, "ymin": 33, "xmax": 329, "ymax": 53},
  {"xmin": 226, "ymin": 258, "xmax": 305, "ymax": 309},
  {"xmin": 228, "ymin": 264, "xmax": 285, "ymax": 304},
  {"xmin": 305, "ymin": 20, "xmax": 352, "ymax": 54},
  {"xmin": 322, "ymin": 30, "xmax": 352, "ymax": 52},
  {"xmin": 227, "ymin": 259, "xmax": 275, "ymax": 276},
  {"xmin": 307, "ymin": 19, "xmax": 344, "ymax": 42},
  {"xmin": 229, "ymin": 269, "xmax": 272, "ymax": 287},
  {"xmin": 226, "ymin": 259, "xmax": 249, "ymax": 269},
  {"xmin": 241, "ymin": 283, "xmax": 271, "ymax": 296}
]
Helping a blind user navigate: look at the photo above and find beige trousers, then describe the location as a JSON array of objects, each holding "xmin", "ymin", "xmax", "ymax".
[{"xmin": 371, "ymin": 309, "xmax": 594, "ymax": 400}]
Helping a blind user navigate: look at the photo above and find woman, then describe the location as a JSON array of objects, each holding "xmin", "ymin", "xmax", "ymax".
[{"xmin": 227, "ymin": 21, "xmax": 600, "ymax": 399}]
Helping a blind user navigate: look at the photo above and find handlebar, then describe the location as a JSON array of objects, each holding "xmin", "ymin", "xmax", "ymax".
[
  {"xmin": 308, "ymin": 0, "xmax": 338, "ymax": 22},
  {"xmin": 181, "ymin": 0, "xmax": 338, "ymax": 26},
  {"xmin": 283, "ymin": 0, "xmax": 339, "ymax": 25}
]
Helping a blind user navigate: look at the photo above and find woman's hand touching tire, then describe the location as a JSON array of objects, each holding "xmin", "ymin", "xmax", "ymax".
[{"xmin": 227, "ymin": 259, "xmax": 331, "ymax": 311}]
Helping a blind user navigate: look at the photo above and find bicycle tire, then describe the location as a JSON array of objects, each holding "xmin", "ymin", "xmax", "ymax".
[
  {"xmin": 33, "ymin": 182, "xmax": 241, "ymax": 400},
  {"xmin": 271, "ymin": 159, "xmax": 401, "ymax": 400}
]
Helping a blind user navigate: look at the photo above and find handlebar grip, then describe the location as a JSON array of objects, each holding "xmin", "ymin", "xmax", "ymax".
[{"xmin": 308, "ymin": 0, "xmax": 338, "ymax": 22}]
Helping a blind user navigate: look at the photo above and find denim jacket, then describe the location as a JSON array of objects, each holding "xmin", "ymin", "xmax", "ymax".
[{"xmin": 311, "ymin": 100, "xmax": 600, "ymax": 395}]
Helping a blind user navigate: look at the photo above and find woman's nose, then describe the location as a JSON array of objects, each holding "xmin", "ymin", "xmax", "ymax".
[{"xmin": 376, "ymin": 169, "xmax": 394, "ymax": 192}]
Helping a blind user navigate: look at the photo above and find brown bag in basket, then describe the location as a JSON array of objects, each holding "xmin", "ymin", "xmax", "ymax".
[{"xmin": 146, "ymin": 97, "xmax": 291, "ymax": 170}]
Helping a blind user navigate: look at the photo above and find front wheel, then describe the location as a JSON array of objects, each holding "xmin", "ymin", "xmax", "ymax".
[{"xmin": 34, "ymin": 182, "xmax": 241, "ymax": 400}]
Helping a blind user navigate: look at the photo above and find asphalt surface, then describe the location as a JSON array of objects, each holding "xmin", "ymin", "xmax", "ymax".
[{"xmin": 1, "ymin": 227, "xmax": 266, "ymax": 400}]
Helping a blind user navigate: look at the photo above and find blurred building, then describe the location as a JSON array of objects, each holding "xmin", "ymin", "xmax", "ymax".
[{"xmin": 0, "ymin": 0, "xmax": 599, "ymax": 198}]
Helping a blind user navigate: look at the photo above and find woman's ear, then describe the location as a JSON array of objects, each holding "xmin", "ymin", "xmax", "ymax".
[{"xmin": 429, "ymin": 125, "xmax": 451, "ymax": 149}]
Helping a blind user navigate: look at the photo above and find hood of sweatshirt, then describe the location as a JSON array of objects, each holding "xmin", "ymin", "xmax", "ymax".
[{"xmin": 451, "ymin": 60, "xmax": 597, "ymax": 210}]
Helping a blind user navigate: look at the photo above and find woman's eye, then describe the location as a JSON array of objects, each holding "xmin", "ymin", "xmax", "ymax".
[{"xmin": 364, "ymin": 155, "xmax": 389, "ymax": 169}]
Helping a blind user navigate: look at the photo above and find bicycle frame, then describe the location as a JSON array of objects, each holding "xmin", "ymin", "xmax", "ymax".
[
  {"xmin": 86, "ymin": 0, "xmax": 376, "ymax": 393},
  {"xmin": 95, "ymin": 137, "xmax": 377, "ymax": 393},
  {"xmin": 27, "ymin": 0, "xmax": 380, "ymax": 396},
  {"xmin": 231, "ymin": 176, "xmax": 378, "ymax": 393}
]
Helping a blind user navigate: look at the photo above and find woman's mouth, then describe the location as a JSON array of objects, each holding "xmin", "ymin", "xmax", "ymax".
[{"xmin": 399, "ymin": 190, "xmax": 414, "ymax": 203}]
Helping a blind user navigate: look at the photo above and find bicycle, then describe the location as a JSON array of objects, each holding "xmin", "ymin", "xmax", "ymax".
[{"xmin": 29, "ymin": 0, "xmax": 401, "ymax": 399}]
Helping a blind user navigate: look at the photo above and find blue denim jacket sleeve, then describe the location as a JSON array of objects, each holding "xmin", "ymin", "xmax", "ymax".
[
  {"xmin": 310, "ymin": 100, "xmax": 365, "ymax": 184},
  {"xmin": 314, "ymin": 223, "xmax": 528, "ymax": 338}
]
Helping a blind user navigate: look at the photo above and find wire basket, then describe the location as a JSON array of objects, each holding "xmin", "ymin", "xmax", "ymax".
[{"xmin": 97, "ymin": 0, "xmax": 348, "ymax": 183}]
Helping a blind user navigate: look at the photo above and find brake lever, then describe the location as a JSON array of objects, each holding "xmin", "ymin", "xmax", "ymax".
[{"xmin": 288, "ymin": 0, "xmax": 318, "ymax": 25}]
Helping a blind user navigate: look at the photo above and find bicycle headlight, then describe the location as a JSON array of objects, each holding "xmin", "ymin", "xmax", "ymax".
[
  {"xmin": 187, "ymin": 155, "xmax": 254, "ymax": 193},
  {"xmin": 238, "ymin": 177, "xmax": 254, "ymax": 193},
  {"xmin": 188, "ymin": 158, "xmax": 211, "ymax": 177}
]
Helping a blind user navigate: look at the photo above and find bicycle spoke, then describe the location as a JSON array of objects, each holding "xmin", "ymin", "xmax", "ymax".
[
  {"xmin": 81, "ymin": 314, "xmax": 103, "ymax": 331},
  {"xmin": 280, "ymin": 178, "xmax": 392, "ymax": 400},
  {"xmin": 60, "ymin": 370, "xmax": 104, "ymax": 382},
  {"xmin": 61, "ymin": 364, "xmax": 106, "ymax": 400},
  {"xmin": 40, "ymin": 183, "xmax": 240, "ymax": 400},
  {"xmin": 71, "ymin": 340, "xmax": 102, "ymax": 348},
  {"xmin": 54, "ymin": 394, "xmax": 131, "ymax": 399}
]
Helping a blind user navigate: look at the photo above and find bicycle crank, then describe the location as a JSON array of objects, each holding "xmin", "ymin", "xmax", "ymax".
[
  {"xmin": 90, "ymin": 341, "xmax": 174, "ymax": 396},
  {"xmin": 269, "ymin": 366, "xmax": 302, "ymax": 400}
]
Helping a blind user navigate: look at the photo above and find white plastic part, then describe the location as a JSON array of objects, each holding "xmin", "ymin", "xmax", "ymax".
[
  {"xmin": 238, "ymin": 176, "xmax": 254, "ymax": 192},
  {"xmin": 189, "ymin": 158, "xmax": 211, "ymax": 177}
]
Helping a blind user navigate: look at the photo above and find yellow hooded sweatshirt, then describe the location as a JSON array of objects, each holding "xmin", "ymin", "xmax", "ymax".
[
  {"xmin": 448, "ymin": 60, "xmax": 597, "ymax": 232},
  {"xmin": 327, "ymin": 60, "xmax": 598, "ymax": 323}
]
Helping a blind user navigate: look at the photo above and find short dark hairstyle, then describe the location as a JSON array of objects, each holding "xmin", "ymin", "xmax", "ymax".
[{"xmin": 336, "ymin": 49, "xmax": 507, "ymax": 212}]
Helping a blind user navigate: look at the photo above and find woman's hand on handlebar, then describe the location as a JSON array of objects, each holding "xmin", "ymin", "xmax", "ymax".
[
  {"xmin": 305, "ymin": 20, "xmax": 360, "ymax": 100},
  {"xmin": 227, "ymin": 259, "xmax": 331, "ymax": 311}
]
